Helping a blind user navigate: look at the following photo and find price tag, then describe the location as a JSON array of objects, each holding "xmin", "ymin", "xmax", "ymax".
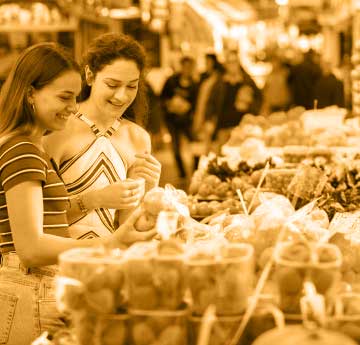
[{"xmin": 329, "ymin": 211, "xmax": 360, "ymax": 234}]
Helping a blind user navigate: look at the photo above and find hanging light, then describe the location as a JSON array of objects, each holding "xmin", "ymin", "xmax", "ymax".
[{"xmin": 275, "ymin": 0, "xmax": 289, "ymax": 5}]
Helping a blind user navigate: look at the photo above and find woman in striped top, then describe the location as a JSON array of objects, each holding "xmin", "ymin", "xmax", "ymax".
[
  {"xmin": 44, "ymin": 33, "xmax": 162, "ymax": 240},
  {"xmin": 0, "ymin": 43, "xmax": 156, "ymax": 345}
]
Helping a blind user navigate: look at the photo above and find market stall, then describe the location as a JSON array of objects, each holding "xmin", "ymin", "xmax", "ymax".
[
  {"xmin": 18, "ymin": 2, "xmax": 360, "ymax": 345},
  {"xmin": 30, "ymin": 101, "xmax": 360, "ymax": 345}
]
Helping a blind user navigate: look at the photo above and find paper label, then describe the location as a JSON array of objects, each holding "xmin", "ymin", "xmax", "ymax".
[{"xmin": 329, "ymin": 211, "xmax": 360, "ymax": 234}]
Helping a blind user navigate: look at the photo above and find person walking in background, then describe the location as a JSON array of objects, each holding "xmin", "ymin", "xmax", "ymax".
[
  {"xmin": 314, "ymin": 58, "xmax": 345, "ymax": 108},
  {"xmin": 0, "ymin": 42, "xmax": 155, "ymax": 345},
  {"xmin": 209, "ymin": 50, "xmax": 262, "ymax": 150},
  {"xmin": 192, "ymin": 53, "xmax": 224, "ymax": 168},
  {"xmin": 261, "ymin": 54, "xmax": 291, "ymax": 115},
  {"xmin": 160, "ymin": 56, "xmax": 198, "ymax": 178},
  {"xmin": 192, "ymin": 53, "xmax": 224, "ymax": 136},
  {"xmin": 288, "ymin": 49, "xmax": 322, "ymax": 109},
  {"xmin": 44, "ymin": 33, "xmax": 161, "ymax": 240}
]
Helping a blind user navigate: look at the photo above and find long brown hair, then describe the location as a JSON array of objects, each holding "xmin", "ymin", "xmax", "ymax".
[
  {"xmin": 0, "ymin": 42, "xmax": 80, "ymax": 146},
  {"xmin": 78, "ymin": 32, "xmax": 148, "ymax": 127}
]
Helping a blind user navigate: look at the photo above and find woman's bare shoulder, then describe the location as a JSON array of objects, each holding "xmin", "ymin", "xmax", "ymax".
[{"xmin": 122, "ymin": 119, "xmax": 151, "ymax": 151}]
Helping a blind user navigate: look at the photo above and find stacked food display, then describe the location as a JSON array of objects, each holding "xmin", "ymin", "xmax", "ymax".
[{"xmin": 34, "ymin": 105, "xmax": 360, "ymax": 345}]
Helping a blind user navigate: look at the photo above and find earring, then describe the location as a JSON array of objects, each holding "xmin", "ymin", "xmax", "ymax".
[{"xmin": 30, "ymin": 102, "xmax": 36, "ymax": 114}]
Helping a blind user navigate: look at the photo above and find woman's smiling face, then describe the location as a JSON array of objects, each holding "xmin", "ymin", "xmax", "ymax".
[
  {"xmin": 31, "ymin": 70, "xmax": 81, "ymax": 133},
  {"xmin": 89, "ymin": 58, "xmax": 140, "ymax": 119}
]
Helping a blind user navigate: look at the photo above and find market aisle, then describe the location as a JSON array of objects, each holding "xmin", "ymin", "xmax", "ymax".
[{"xmin": 153, "ymin": 140, "xmax": 193, "ymax": 192}]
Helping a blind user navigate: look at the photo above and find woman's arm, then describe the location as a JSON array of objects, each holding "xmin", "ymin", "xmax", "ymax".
[
  {"xmin": 6, "ymin": 181, "xmax": 155, "ymax": 267},
  {"xmin": 7, "ymin": 180, "xmax": 106, "ymax": 267},
  {"xmin": 127, "ymin": 126, "xmax": 161, "ymax": 192},
  {"xmin": 65, "ymin": 181, "xmax": 144, "ymax": 224}
]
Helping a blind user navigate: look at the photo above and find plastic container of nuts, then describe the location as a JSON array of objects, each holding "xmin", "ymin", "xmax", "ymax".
[
  {"xmin": 274, "ymin": 241, "xmax": 341, "ymax": 314},
  {"xmin": 186, "ymin": 242, "xmax": 254, "ymax": 315},
  {"xmin": 129, "ymin": 305, "xmax": 189, "ymax": 345},
  {"xmin": 57, "ymin": 247, "xmax": 126, "ymax": 314},
  {"xmin": 126, "ymin": 240, "xmax": 186, "ymax": 310}
]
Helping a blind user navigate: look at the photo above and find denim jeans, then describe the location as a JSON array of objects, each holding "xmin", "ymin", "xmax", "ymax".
[{"xmin": 0, "ymin": 252, "xmax": 65, "ymax": 345}]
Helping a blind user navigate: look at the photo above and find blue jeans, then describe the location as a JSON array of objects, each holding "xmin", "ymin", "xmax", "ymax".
[{"xmin": 0, "ymin": 252, "xmax": 65, "ymax": 345}]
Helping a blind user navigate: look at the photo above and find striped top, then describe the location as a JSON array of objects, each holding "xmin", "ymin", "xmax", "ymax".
[
  {"xmin": 0, "ymin": 136, "xmax": 70, "ymax": 254},
  {"xmin": 59, "ymin": 113, "xmax": 127, "ymax": 240}
]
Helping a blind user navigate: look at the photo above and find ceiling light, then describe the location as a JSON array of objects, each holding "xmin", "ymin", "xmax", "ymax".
[{"xmin": 275, "ymin": 0, "xmax": 288, "ymax": 5}]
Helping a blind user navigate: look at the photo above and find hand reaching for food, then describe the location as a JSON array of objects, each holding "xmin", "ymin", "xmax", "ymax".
[
  {"xmin": 128, "ymin": 153, "xmax": 161, "ymax": 191},
  {"xmin": 87, "ymin": 178, "xmax": 145, "ymax": 210}
]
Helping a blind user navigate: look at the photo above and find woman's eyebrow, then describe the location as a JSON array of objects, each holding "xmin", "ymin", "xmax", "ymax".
[{"xmin": 104, "ymin": 77, "xmax": 139, "ymax": 83}]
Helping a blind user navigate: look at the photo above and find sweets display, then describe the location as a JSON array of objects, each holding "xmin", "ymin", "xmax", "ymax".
[
  {"xmin": 188, "ymin": 196, "xmax": 243, "ymax": 217},
  {"xmin": 225, "ymin": 106, "xmax": 352, "ymax": 149},
  {"xmin": 188, "ymin": 156, "xmax": 274, "ymax": 198},
  {"xmin": 46, "ymin": 102, "xmax": 360, "ymax": 345}
]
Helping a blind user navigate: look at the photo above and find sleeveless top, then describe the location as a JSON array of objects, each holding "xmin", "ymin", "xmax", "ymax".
[{"xmin": 59, "ymin": 113, "xmax": 127, "ymax": 240}]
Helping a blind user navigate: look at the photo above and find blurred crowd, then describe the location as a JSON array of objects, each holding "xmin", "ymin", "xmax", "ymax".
[{"xmin": 146, "ymin": 49, "xmax": 347, "ymax": 179}]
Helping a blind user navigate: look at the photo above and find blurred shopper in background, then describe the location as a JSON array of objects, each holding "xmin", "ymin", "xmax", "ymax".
[
  {"xmin": 261, "ymin": 54, "xmax": 291, "ymax": 115},
  {"xmin": 44, "ymin": 33, "xmax": 161, "ymax": 240},
  {"xmin": 160, "ymin": 56, "xmax": 198, "ymax": 178},
  {"xmin": 288, "ymin": 49, "xmax": 322, "ymax": 109},
  {"xmin": 0, "ymin": 42, "xmax": 155, "ymax": 345},
  {"xmin": 145, "ymin": 79, "xmax": 163, "ymax": 151},
  {"xmin": 209, "ymin": 50, "xmax": 262, "ymax": 150},
  {"xmin": 314, "ymin": 58, "xmax": 345, "ymax": 108},
  {"xmin": 192, "ymin": 53, "xmax": 224, "ymax": 168}
]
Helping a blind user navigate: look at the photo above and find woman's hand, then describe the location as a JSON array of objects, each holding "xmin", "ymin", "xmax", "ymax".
[
  {"xmin": 108, "ymin": 207, "xmax": 157, "ymax": 248},
  {"xmin": 128, "ymin": 153, "xmax": 161, "ymax": 191},
  {"xmin": 85, "ymin": 178, "xmax": 145, "ymax": 210}
]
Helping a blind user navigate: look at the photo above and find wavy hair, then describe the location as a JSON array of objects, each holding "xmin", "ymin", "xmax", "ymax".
[
  {"xmin": 78, "ymin": 32, "xmax": 148, "ymax": 127},
  {"xmin": 0, "ymin": 42, "xmax": 80, "ymax": 146}
]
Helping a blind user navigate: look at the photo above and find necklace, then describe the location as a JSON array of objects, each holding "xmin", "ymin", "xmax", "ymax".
[{"xmin": 76, "ymin": 112, "xmax": 122, "ymax": 139}]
